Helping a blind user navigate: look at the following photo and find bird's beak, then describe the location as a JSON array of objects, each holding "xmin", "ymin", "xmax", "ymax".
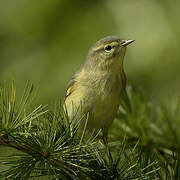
[{"xmin": 121, "ymin": 40, "xmax": 135, "ymax": 47}]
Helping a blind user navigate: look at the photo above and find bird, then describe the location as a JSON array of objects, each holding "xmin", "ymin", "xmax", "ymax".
[{"xmin": 64, "ymin": 36, "xmax": 134, "ymax": 139}]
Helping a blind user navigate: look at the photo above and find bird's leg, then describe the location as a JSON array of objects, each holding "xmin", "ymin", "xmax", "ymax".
[{"xmin": 102, "ymin": 128, "xmax": 113, "ymax": 164}]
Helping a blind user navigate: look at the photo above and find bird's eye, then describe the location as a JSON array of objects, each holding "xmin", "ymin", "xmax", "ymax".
[{"xmin": 104, "ymin": 45, "xmax": 112, "ymax": 52}]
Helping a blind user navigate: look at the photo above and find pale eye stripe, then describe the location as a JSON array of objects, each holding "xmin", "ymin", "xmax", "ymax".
[
  {"xmin": 92, "ymin": 45, "xmax": 104, "ymax": 52},
  {"xmin": 92, "ymin": 42, "xmax": 119, "ymax": 53}
]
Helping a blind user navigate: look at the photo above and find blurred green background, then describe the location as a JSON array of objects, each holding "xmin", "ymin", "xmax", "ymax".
[{"xmin": 0, "ymin": 0, "xmax": 180, "ymax": 105}]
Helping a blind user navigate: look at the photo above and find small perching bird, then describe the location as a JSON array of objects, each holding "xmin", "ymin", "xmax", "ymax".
[{"xmin": 64, "ymin": 36, "xmax": 134, "ymax": 138}]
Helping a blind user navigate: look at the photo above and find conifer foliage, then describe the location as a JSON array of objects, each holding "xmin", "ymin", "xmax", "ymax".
[{"xmin": 0, "ymin": 81, "xmax": 179, "ymax": 179}]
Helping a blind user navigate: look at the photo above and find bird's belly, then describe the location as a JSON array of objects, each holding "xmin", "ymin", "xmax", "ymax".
[
  {"xmin": 65, "ymin": 81, "xmax": 123, "ymax": 129},
  {"xmin": 83, "ymin": 91, "xmax": 121, "ymax": 129}
]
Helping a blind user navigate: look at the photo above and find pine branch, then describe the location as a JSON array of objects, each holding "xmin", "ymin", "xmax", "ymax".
[
  {"xmin": 0, "ymin": 137, "xmax": 37, "ymax": 156},
  {"xmin": 111, "ymin": 86, "xmax": 180, "ymax": 151},
  {"xmin": 0, "ymin": 81, "xmax": 173, "ymax": 179}
]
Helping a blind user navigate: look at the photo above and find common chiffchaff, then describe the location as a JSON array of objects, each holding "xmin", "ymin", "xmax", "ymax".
[{"xmin": 64, "ymin": 36, "xmax": 134, "ymax": 138}]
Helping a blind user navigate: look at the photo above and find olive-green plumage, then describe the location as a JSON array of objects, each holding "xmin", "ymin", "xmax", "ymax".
[{"xmin": 64, "ymin": 36, "xmax": 134, "ymax": 137}]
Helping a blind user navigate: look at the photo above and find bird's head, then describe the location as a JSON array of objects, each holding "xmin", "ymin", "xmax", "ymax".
[{"xmin": 86, "ymin": 36, "xmax": 134, "ymax": 71}]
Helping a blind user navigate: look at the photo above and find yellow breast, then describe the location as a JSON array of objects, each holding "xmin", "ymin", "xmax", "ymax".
[{"xmin": 64, "ymin": 70, "xmax": 125, "ymax": 129}]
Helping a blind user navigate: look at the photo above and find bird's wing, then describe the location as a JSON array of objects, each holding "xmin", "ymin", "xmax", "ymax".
[
  {"xmin": 64, "ymin": 63, "xmax": 86, "ymax": 101},
  {"xmin": 64, "ymin": 70, "xmax": 80, "ymax": 101},
  {"xmin": 65, "ymin": 78, "xmax": 76, "ymax": 99}
]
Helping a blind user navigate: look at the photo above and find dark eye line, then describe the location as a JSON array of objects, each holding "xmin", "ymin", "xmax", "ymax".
[
  {"xmin": 104, "ymin": 44, "xmax": 116, "ymax": 51},
  {"xmin": 92, "ymin": 44, "xmax": 117, "ymax": 55}
]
